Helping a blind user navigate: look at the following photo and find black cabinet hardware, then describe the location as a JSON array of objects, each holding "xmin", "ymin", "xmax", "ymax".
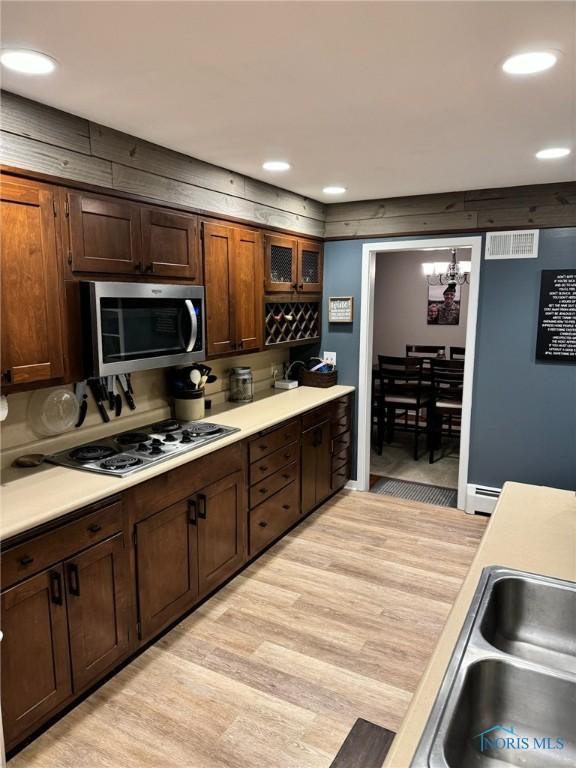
[
  {"xmin": 67, "ymin": 562, "xmax": 80, "ymax": 596},
  {"xmin": 19, "ymin": 555, "xmax": 34, "ymax": 566},
  {"xmin": 197, "ymin": 494, "xmax": 207, "ymax": 520},
  {"xmin": 258, "ymin": 521, "xmax": 268, "ymax": 528},
  {"xmin": 88, "ymin": 523, "xmax": 102, "ymax": 533},
  {"xmin": 50, "ymin": 571, "xmax": 63, "ymax": 605},
  {"xmin": 187, "ymin": 498, "xmax": 197, "ymax": 525}
]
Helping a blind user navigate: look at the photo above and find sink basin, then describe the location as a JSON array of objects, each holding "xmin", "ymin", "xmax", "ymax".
[
  {"xmin": 481, "ymin": 577, "xmax": 576, "ymax": 675},
  {"xmin": 443, "ymin": 660, "xmax": 576, "ymax": 767},
  {"xmin": 411, "ymin": 567, "xmax": 576, "ymax": 768}
]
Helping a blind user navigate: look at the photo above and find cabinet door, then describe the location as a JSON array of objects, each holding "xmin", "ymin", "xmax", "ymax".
[
  {"xmin": 142, "ymin": 208, "xmax": 201, "ymax": 281},
  {"xmin": 136, "ymin": 499, "xmax": 199, "ymax": 641},
  {"xmin": 301, "ymin": 420, "xmax": 332, "ymax": 514},
  {"xmin": 65, "ymin": 533, "xmax": 131, "ymax": 691},
  {"xmin": 1, "ymin": 567, "xmax": 71, "ymax": 748},
  {"xmin": 202, "ymin": 222, "xmax": 235, "ymax": 356},
  {"xmin": 264, "ymin": 234, "xmax": 298, "ymax": 292},
  {"xmin": 0, "ymin": 179, "xmax": 64, "ymax": 386},
  {"xmin": 297, "ymin": 239, "xmax": 323, "ymax": 293},
  {"xmin": 231, "ymin": 227, "xmax": 263, "ymax": 353},
  {"xmin": 196, "ymin": 470, "xmax": 246, "ymax": 595},
  {"xmin": 68, "ymin": 192, "xmax": 142, "ymax": 274}
]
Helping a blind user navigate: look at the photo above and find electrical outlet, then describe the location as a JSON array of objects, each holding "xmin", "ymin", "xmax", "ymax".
[{"xmin": 323, "ymin": 351, "xmax": 337, "ymax": 366}]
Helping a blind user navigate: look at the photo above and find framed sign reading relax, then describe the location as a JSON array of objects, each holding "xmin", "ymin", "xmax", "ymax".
[{"xmin": 328, "ymin": 296, "xmax": 354, "ymax": 323}]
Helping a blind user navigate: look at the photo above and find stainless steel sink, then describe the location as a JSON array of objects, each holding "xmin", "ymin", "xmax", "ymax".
[
  {"xmin": 481, "ymin": 576, "xmax": 576, "ymax": 675},
  {"xmin": 411, "ymin": 567, "xmax": 576, "ymax": 767}
]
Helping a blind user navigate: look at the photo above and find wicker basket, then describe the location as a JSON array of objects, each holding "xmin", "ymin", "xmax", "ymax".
[{"xmin": 299, "ymin": 368, "xmax": 338, "ymax": 388}]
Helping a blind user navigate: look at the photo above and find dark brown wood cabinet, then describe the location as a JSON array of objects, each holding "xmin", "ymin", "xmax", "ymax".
[
  {"xmin": 141, "ymin": 208, "xmax": 201, "ymax": 281},
  {"xmin": 0, "ymin": 178, "xmax": 65, "ymax": 386},
  {"xmin": 1, "ymin": 567, "xmax": 72, "ymax": 747},
  {"xmin": 67, "ymin": 191, "xmax": 143, "ymax": 274},
  {"xmin": 65, "ymin": 533, "xmax": 131, "ymax": 690},
  {"xmin": 196, "ymin": 470, "xmax": 246, "ymax": 595},
  {"xmin": 264, "ymin": 233, "xmax": 323, "ymax": 295},
  {"xmin": 202, "ymin": 221, "xmax": 263, "ymax": 356},
  {"xmin": 301, "ymin": 419, "xmax": 332, "ymax": 514},
  {"xmin": 135, "ymin": 498, "xmax": 199, "ymax": 641}
]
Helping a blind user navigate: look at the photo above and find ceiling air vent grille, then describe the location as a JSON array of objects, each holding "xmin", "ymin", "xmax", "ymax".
[{"xmin": 485, "ymin": 230, "xmax": 539, "ymax": 259}]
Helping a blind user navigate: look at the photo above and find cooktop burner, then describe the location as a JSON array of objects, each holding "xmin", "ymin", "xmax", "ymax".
[
  {"xmin": 48, "ymin": 418, "xmax": 240, "ymax": 477},
  {"xmin": 100, "ymin": 455, "xmax": 143, "ymax": 471},
  {"xmin": 116, "ymin": 431, "xmax": 150, "ymax": 445},
  {"xmin": 70, "ymin": 445, "xmax": 116, "ymax": 462},
  {"xmin": 152, "ymin": 419, "xmax": 181, "ymax": 433},
  {"xmin": 184, "ymin": 423, "xmax": 222, "ymax": 436}
]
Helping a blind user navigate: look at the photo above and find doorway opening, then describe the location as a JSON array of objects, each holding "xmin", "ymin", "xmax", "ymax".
[{"xmin": 356, "ymin": 236, "xmax": 482, "ymax": 512}]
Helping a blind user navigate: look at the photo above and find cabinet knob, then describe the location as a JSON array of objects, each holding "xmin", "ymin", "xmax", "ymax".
[
  {"xmin": 282, "ymin": 474, "xmax": 290, "ymax": 480},
  {"xmin": 258, "ymin": 521, "xmax": 268, "ymax": 528},
  {"xmin": 88, "ymin": 523, "xmax": 102, "ymax": 533},
  {"xmin": 282, "ymin": 504, "xmax": 291, "ymax": 510},
  {"xmin": 259, "ymin": 444, "xmax": 267, "ymax": 452},
  {"xmin": 259, "ymin": 465, "xmax": 268, "ymax": 472},
  {"xmin": 259, "ymin": 488, "xmax": 268, "ymax": 495},
  {"xmin": 284, "ymin": 453, "xmax": 291, "ymax": 460},
  {"xmin": 19, "ymin": 555, "xmax": 34, "ymax": 566}
]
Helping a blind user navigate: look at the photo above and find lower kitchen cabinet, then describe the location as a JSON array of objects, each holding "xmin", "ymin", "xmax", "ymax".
[
  {"xmin": 66, "ymin": 533, "xmax": 131, "ymax": 690},
  {"xmin": 1, "ymin": 567, "xmax": 72, "ymax": 747},
  {"xmin": 301, "ymin": 419, "xmax": 332, "ymax": 514},
  {"xmin": 136, "ymin": 498, "xmax": 200, "ymax": 641},
  {"xmin": 196, "ymin": 470, "xmax": 246, "ymax": 595}
]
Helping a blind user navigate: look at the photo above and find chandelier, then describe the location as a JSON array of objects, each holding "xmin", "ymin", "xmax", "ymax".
[{"xmin": 423, "ymin": 249, "xmax": 470, "ymax": 286}]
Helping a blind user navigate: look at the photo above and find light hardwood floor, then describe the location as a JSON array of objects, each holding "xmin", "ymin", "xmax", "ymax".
[{"xmin": 11, "ymin": 491, "xmax": 487, "ymax": 768}]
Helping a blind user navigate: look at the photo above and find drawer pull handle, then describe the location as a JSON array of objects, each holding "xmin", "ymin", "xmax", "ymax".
[
  {"xmin": 50, "ymin": 571, "xmax": 63, "ymax": 606},
  {"xmin": 259, "ymin": 444, "xmax": 267, "ymax": 452},
  {"xmin": 258, "ymin": 521, "xmax": 268, "ymax": 528},
  {"xmin": 188, "ymin": 498, "xmax": 197, "ymax": 525},
  {"xmin": 259, "ymin": 465, "xmax": 268, "ymax": 472},
  {"xmin": 197, "ymin": 494, "xmax": 207, "ymax": 520},
  {"xmin": 19, "ymin": 555, "xmax": 34, "ymax": 566},
  {"xmin": 88, "ymin": 523, "xmax": 102, "ymax": 533},
  {"xmin": 282, "ymin": 504, "xmax": 291, "ymax": 510},
  {"xmin": 282, "ymin": 474, "xmax": 290, "ymax": 479},
  {"xmin": 284, "ymin": 453, "xmax": 291, "ymax": 459},
  {"xmin": 67, "ymin": 563, "xmax": 80, "ymax": 597},
  {"xmin": 259, "ymin": 488, "xmax": 268, "ymax": 495}
]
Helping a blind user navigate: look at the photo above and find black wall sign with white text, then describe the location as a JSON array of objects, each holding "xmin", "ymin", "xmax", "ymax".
[{"xmin": 536, "ymin": 269, "xmax": 576, "ymax": 363}]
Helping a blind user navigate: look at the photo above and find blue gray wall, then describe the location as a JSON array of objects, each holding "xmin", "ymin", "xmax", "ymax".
[{"xmin": 322, "ymin": 229, "xmax": 576, "ymax": 490}]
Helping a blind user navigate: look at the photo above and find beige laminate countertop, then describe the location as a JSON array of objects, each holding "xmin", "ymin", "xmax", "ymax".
[
  {"xmin": 0, "ymin": 385, "xmax": 354, "ymax": 541},
  {"xmin": 385, "ymin": 481, "xmax": 576, "ymax": 768}
]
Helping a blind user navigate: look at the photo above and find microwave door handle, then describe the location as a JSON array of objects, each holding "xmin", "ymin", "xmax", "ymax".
[{"xmin": 185, "ymin": 299, "xmax": 198, "ymax": 352}]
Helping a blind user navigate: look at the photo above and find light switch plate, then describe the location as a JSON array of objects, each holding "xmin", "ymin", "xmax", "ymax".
[{"xmin": 323, "ymin": 351, "xmax": 337, "ymax": 366}]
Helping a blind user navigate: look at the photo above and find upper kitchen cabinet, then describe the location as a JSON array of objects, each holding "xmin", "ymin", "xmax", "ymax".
[
  {"xmin": 264, "ymin": 233, "xmax": 323, "ymax": 294},
  {"xmin": 0, "ymin": 178, "xmax": 65, "ymax": 386},
  {"xmin": 141, "ymin": 208, "xmax": 201, "ymax": 281},
  {"xmin": 297, "ymin": 238, "xmax": 323, "ymax": 293},
  {"xmin": 67, "ymin": 191, "xmax": 143, "ymax": 274},
  {"xmin": 202, "ymin": 221, "xmax": 263, "ymax": 357}
]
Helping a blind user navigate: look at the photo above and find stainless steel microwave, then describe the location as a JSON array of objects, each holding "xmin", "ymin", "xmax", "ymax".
[{"xmin": 81, "ymin": 281, "xmax": 206, "ymax": 376}]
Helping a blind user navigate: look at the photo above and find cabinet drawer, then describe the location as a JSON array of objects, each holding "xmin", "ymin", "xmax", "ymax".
[
  {"xmin": 248, "ymin": 420, "xmax": 299, "ymax": 462},
  {"xmin": 332, "ymin": 431, "xmax": 351, "ymax": 455},
  {"xmin": 250, "ymin": 461, "xmax": 298, "ymax": 508},
  {"xmin": 1, "ymin": 501, "xmax": 124, "ymax": 590},
  {"xmin": 250, "ymin": 482, "xmax": 300, "ymax": 556},
  {"xmin": 250, "ymin": 440, "xmax": 298, "ymax": 485},
  {"xmin": 332, "ymin": 446, "xmax": 350, "ymax": 473},
  {"xmin": 332, "ymin": 463, "xmax": 350, "ymax": 491},
  {"xmin": 302, "ymin": 405, "xmax": 333, "ymax": 430},
  {"xmin": 332, "ymin": 411, "xmax": 350, "ymax": 437}
]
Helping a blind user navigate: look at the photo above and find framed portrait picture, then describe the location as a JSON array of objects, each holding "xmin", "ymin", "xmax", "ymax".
[
  {"xmin": 427, "ymin": 283, "xmax": 461, "ymax": 325},
  {"xmin": 328, "ymin": 296, "xmax": 354, "ymax": 323}
]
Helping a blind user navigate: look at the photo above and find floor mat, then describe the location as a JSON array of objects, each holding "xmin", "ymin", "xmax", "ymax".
[{"xmin": 370, "ymin": 476, "xmax": 458, "ymax": 507}]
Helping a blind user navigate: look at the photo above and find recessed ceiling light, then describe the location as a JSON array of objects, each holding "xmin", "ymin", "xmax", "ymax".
[
  {"xmin": 535, "ymin": 147, "xmax": 571, "ymax": 160},
  {"xmin": 323, "ymin": 186, "xmax": 347, "ymax": 195},
  {"xmin": 503, "ymin": 51, "xmax": 557, "ymax": 75},
  {"xmin": 0, "ymin": 49, "xmax": 57, "ymax": 75},
  {"xmin": 262, "ymin": 160, "xmax": 290, "ymax": 172}
]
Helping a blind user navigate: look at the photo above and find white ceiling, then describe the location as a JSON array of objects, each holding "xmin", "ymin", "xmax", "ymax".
[{"xmin": 2, "ymin": 1, "xmax": 575, "ymax": 203}]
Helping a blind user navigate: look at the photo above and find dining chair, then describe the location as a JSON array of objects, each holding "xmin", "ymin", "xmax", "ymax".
[
  {"xmin": 377, "ymin": 355, "xmax": 431, "ymax": 461},
  {"xmin": 450, "ymin": 346, "xmax": 466, "ymax": 360},
  {"xmin": 428, "ymin": 359, "xmax": 465, "ymax": 463}
]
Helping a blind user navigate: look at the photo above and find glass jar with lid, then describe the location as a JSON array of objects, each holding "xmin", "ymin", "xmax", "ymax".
[{"xmin": 229, "ymin": 367, "xmax": 253, "ymax": 403}]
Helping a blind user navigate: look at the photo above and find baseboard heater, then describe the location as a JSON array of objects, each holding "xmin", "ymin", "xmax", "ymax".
[{"xmin": 466, "ymin": 484, "xmax": 501, "ymax": 515}]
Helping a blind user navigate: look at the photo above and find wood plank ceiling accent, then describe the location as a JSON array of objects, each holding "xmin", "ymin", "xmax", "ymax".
[
  {"xmin": 324, "ymin": 182, "xmax": 576, "ymax": 239},
  {"xmin": 0, "ymin": 91, "xmax": 325, "ymax": 237},
  {"xmin": 1, "ymin": 90, "xmax": 575, "ymax": 240}
]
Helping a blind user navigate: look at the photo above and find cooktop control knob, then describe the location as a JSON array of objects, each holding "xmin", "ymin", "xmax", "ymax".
[
  {"xmin": 164, "ymin": 434, "xmax": 178, "ymax": 442},
  {"xmin": 149, "ymin": 445, "xmax": 164, "ymax": 455},
  {"xmin": 137, "ymin": 443, "xmax": 149, "ymax": 452},
  {"xmin": 151, "ymin": 438, "xmax": 162, "ymax": 446}
]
